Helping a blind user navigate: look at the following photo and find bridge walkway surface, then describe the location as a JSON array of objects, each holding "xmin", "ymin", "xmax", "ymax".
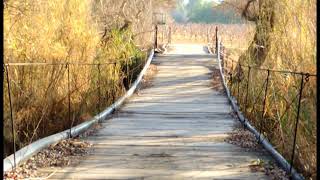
[{"xmin": 42, "ymin": 44, "xmax": 271, "ymax": 179}]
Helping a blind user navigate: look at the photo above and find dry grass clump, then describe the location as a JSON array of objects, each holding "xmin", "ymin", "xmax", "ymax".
[
  {"xmin": 221, "ymin": 0, "xmax": 316, "ymax": 178},
  {"xmin": 4, "ymin": 0, "xmax": 99, "ymax": 63},
  {"xmin": 3, "ymin": 0, "xmax": 149, "ymax": 157}
]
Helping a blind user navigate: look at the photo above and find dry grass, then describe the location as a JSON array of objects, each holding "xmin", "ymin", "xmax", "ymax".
[
  {"xmin": 219, "ymin": 1, "xmax": 316, "ymax": 179},
  {"xmin": 166, "ymin": 23, "xmax": 255, "ymax": 47},
  {"xmin": 3, "ymin": 0, "xmax": 151, "ymax": 157}
]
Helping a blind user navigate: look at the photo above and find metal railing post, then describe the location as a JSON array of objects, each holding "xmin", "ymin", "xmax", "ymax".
[
  {"xmin": 244, "ymin": 66, "xmax": 252, "ymax": 116},
  {"xmin": 113, "ymin": 62, "xmax": 117, "ymax": 103},
  {"xmin": 5, "ymin": 65, "xmax": 16, "ymax": 168},
  {"xmin": 237, "ymin": 64, "xmax": 241, "ymax": 101},
  {"xmin": 230, "ymin": 61, "xmax": 234, "ymax": 94},
  {"xmin": 67, "ymin": 63, "xmax": 72, "ymax": 138},
  {"xmin": 98, "ymin": 64, "xmax": 101, "ymax": 121},
  {"xmin": 220, "ymin": 42, "xmax": 224, "ymax": 72},
  {"xmin": 155, "ymin": 25, "xmax": 158, "ymax": 49},
  {"xmin": 168, "ymin": 27, "xmax": 171, "ymax": 44},
  {"xmin": 215, "ymin": 26, "xmax": 218, "ymax": 53},
  {"xmin": 217, "ymin": 37, "xmax": 220, "ymax": 61},
  {"xmin": 289, "ymin": 73, "xmax": 307, "ymax": 174},
  {"xmin": 259, "ymin": 69, "xmax": 270, "ymax": 142}
]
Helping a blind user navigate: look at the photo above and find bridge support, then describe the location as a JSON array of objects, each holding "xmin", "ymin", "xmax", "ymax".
[{"xmin": 154, "ymin": 25, "xmax": 158, "ymax": 49}]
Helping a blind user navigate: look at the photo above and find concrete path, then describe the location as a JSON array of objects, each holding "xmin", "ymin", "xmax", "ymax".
[{"xmin": 45, "ymin": 44, "xmax": 270, "ymax": 179}]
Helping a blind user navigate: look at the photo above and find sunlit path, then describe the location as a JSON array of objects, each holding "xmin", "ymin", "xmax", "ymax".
[{"xmin": 42, "ymin": 44, "xmax": 271, "ymax": 179}]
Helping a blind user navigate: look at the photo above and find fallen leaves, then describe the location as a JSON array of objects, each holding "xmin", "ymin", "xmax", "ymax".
[
  {"xmin": 211, "ymin": 67, "xmax": 225, "ymax": 94},
  {"xmin": 139, "ymin": 64, "xmax": 158, "ymax": 89},
  {"xmin": 79, "ymin": 122, "xmax": 103, "ymax": 138},
  {"xmin": 224, "ymin": 126, "xmax": 262, "ymax": 150},
  {"xmin": 225, "ymin": 123, "xmax": 289, "ymax": 180},
  {"xmin": 4, "ymin": 138, "xmax": 92, "ymax": 179}
]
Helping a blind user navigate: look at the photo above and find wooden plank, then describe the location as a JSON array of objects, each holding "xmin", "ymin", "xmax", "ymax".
[
  {"xmin": 43, "ymin": 44, "xmax": 270, "ymax": 179},
  {"xmin": 43, "ymin": 168, "xmax": 268, "ymax": 180}
]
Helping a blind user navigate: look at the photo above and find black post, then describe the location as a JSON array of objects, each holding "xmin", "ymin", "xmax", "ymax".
[
  {"xmin": 155, "ymin": 25, "xmax": 158, "ymax": 49},
  {"xmin": 243, "ymin": 66, "xmax": 251, "ymax": 130},
  {"xmin": 215, "ymin": 26, "xmax": 218, "ymax": 54},
  {"xmin": 126, "ymin": 59, "xmax": 129, "ymax": 88},
  {"xmin": 289, "ymin": 74, "xmax": 306, "ymax": 174},
  {"xmin": 225, "ymin": 54, "xmax": 228, "ymax": 70},
  {"xmin": 237, "ymin": 64, "xmax": 241, "ymax": 101},
  {"xmin": 98, "ymin": 64, "xmax": 101, "ymax": 121},
  {"xmin": 168, "ymin": 27, "xmax": 171, "ymax": 44},
  {"xmin": 230, "ymin": 60, "xmax": 234, "ymax": 94},
  {"xmin": 259, "ymin": 70, "xmax": 270, "ymax": 142},
  {"xmin": 5, "ymin": 65, "xmax": 16, "ymax": 168},
  {"xmin": 113, "ymin": 63, "xmax": 117, "ymax": 103},
  {"xmin": 67, "ymin": 63, "xmax": 72, "ymax": 138},
  {"xmin": 244, "ymin": 66, "xmax": 252, "ymax": 115}
]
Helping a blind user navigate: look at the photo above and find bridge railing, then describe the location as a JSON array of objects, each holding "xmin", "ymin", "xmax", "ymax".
[
  {"xmin": 214, "ymin": 27, "xmax": 316, "ymax": 179},
  {"xmin": 154, "ymin": 24, "xmax": 172, "ymax": 49},
  {"xmin": 3, "ymin": 52, "xmax": 151, "ymax": 166}
]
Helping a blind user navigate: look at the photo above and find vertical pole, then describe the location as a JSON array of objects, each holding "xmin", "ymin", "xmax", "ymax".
[
  {"xmin": 230, "ymin": 61, "xmax": 234, "ymax": 94},
  {"xmin": 244, "ymin": 66, "xmax": 252, "ymax": 116},
  {"xmin": 113, "ymin": 62, "xmax": 116, "ymax": 103},
  {"xmin": 5, "ymin": 65, "xmax": 16, "ymax": 168},
  {"xmin": 168, "ymin": 27, "xmax": 171, "ymax": 44},
  {"xmin": 290, "ymin": 74, "xmax": 306, "ymax": 174},
  {"xmin": 229, "ymin": 72, "xmax": 233, "ymax": 93},
  {"xmin": 128, "ymin": 57, "xmax": 132, "ymax": 87},
  {"xmin": 98, "ymin": 64, "xmax": 101, "ymax": 121},
  {"xmin": 259, "ymin": 69, "xmax": 270, "ymax": 142},
  {"xmin": 126, "ymin": 58, "xmax": 129, "ymax": 88},
  {"xmin": 237, "ymin": 64, "xmax": 241, "ymax": 101},
  {"xmin": 217, "ymin": 37, "xmax": 220, "ymax": 62},
  {"xmin": 225, "ymin": 55, "xmax": 228, "ymax": 71},
  {"xmin": 215, "ymin": 26, "xmax": 218, "ymax": 54},
  {"xmin": 243, "ymin": 66, "xmax": 251, "ymax": 130},
  {"xmin": 155, "ymin": 25, "xmax": 158, "ymax": 49},
  {"xmin": 67, "ymin": 63, "xmax": 72, "ymax": 138},
  {"xmin": 220, "ymin": 42, "xmax": 224, "ymax": 72}
]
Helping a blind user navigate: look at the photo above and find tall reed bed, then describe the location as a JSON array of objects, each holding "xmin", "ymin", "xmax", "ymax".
[
  {"xmin": 166, "ymin": 23, "xmax": 254, "ymax": 47},
  {"xmin": 221, "ymin": 0, "xmax": 316, "ymax": 178},
  {"xmin": 4, "ymin": 0, "xmax": 149, "ymax": 157}
]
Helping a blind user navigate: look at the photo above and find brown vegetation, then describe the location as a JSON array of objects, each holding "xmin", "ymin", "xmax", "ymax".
[
  {"xmin": 3, "ymin": 0, "xmax": 174, "ymax": 157},
  {"xmin": 219, "ymin": 0, "xmax": 316, "ymax": 179}
]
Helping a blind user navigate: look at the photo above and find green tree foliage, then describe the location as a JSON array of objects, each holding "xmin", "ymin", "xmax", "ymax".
[{"xmin": 171, "ymin": 0, "xmax": 244, "ymax": 24}]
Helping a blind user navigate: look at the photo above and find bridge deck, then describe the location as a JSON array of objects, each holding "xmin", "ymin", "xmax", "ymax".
[{"xmin": 45, "ymin": 44, "xmax": 270, "ymax": 179}]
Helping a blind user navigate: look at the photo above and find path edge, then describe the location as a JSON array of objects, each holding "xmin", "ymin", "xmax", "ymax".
[{"xmin": 3, "ymin": 49, "xmax": 155, "ymax": 173}]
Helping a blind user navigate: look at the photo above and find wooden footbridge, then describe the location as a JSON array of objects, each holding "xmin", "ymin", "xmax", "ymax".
[
  {"xmin": 37, "ymin": 44, "xmax": 272, "ymax": 179},
  {"xmin": 4, "ymin": 24, "xmax": 314, "ymax": 179}
]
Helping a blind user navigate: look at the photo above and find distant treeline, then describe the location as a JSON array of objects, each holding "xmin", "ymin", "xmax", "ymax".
[{"xmin": 171, "ymin": 0, "xmax": 245, "ymax": 24}]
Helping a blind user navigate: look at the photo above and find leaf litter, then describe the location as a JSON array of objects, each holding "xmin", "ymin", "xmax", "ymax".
[
  {"xmin": 213, "ymin": 60, "xmax": 290, "ymax": 180},
  {"xmin": 139, "ymin": 64, "xmax": 158, "ymax": 90},
  {"xmin": 225, "ymin": 121, "xmax": 289, "ymax": 180},
  {"xmin": 4, "ymin": 122, "xmax": 103, "ymax": 179}
]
